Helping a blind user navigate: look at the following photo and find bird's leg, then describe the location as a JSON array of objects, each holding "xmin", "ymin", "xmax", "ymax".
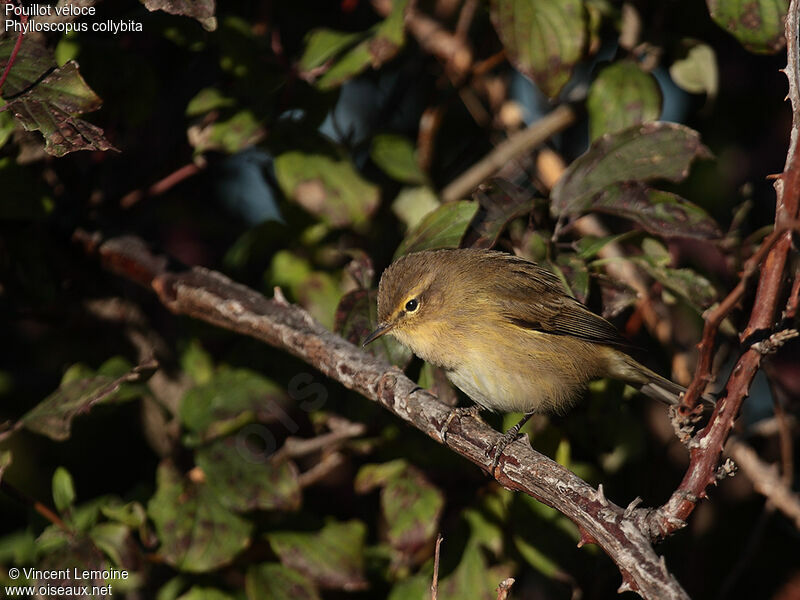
[
  {"xmin": 439, "ymin": 405, "xmax": 482, "ymax": 443},
  {"xmin": 487, "ymin": 412, "xmax": 534, "ymax": 469}
]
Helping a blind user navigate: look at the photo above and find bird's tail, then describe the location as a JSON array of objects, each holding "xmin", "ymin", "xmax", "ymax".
[{"xmin": 609, "ymin": 352, "xmax": 714, "ymax": 407}]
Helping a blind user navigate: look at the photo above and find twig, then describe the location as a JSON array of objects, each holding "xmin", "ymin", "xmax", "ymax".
[
  {"xmin": 496, "ymin": 577, "xmax": 515, "ymax": 600},
  {"xmin": 772, "ymin": 387, "xmax": 794, "ymax": 487},
  {"xmin": 277, "ymin": 421, "xmax": 366, "ymax": 459},
  {"xmin": 372, "ymin": 0, "xmax": 472, "ymax": 80},
  {"xmin": 726, "ymin": 437, "xmax": 800, "ymax": 530},
  {"xmin": 0, "ymin": 480, "xmax": 70, "ymax": 532},
  {"xmin": 679, "ymin": 225, "xmax": 799, "ymax": 414},
  {"xmin": 0, "ymin": 7, "xmax": 27, "ymax": 95},
  {"xmin": 418, "ymin": 105, "xmax": 444, "ymax": 172},
  {"xmin": 783, "ymin": 268, "xmax": 800, "ymax": 321},
  {"xmin": 120, "ymin": 161, "xmax": 206, "ymax": 209},
  {"xmin": 618, "ymin": 3, "xmax": 642, "ymax": 52},
  {"xmin": 431, "ymin": 533, "xmax": 443, "ymax": 600},
  {"xmin": 454, "ymin": 0, "xmax": 478, "ymax": 40},
  {"xmin": 441, "ymin": 104, "xmax": 577, "ymax": 202},
  {"xmin": 296, "ymin": 452, "xmax": 345, "ymax": 488},
  {"xmin": 75, "ymin": 230, "xmax": 690, "ymax": 599}
]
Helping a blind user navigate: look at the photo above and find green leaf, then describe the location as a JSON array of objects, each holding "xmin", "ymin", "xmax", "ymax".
[
  {"xmin": 394, "ymin": 200, "xmax": 479, "ymax": 258},
  {"xmin": 180, "ymin": 368, "xmax": 288, "ymax": 446},
  {"xmin": 52, "ymin": 467, "xmax": 76, "ymax": 513},
  {"xmin": 69, "ymin": 494, "xmax": 120, "ymax": 533},
  {"xmin": 669, "ymin": 42, "xmax": 719, "ymax": 98},
  {"xmin": 334, "ymin": 289, "xmax": 413, "ymax": 367},
  {"xmin": 0, "ymin": 110, "xmax": 16, "ymax": 151},
  {"xmin": 185, "ymin": 87, "xmax": 236, "ymax": 116},
  {"xmin": 463, "ymin": 180, "xmax": 535, "ymax": 249},
  {"xmin": 0, "ymin": 40, "xmax": 115, "ymax": 156},
  {"xmin": 268, "ymin": 251, "xmax": 342, "ymax": 329},
  {"xmin": 490, "ymin": 0, "xmax": 586, "ymax": 97},
  {"xmin": 550, "ymin": 122, "xmax": 711, "ymax": 218},
  {"xmin": 391, "ymin": 186, "xmax": 441, "ymax": 229},
  {"xmin": 0, "ymin": 530, "xmax": 37, "ymax": 564},
  {"xmin": 299, "ymin": 29, "xmax": 363, "ymax": 72},
  {"xmin": 388, "ymin": 574, "xmax": 430, "ymax": 600},
  {"xmin": 589, "ymin": 183, "xmax": 722, "ymax": 239},
  {"xmin": 312, "ymin": 0, "xmax": 408, "ymax": 90},
  {"xmin": 246, "ymin": 563, "xmax": 322, "ymax": 600},
  {"xmin": 438, "ymin": 542, "xmax": 504, "ymax": 600},
  {"xmin": 101, "ymin": 501, "xmax": 148, "ymax": 529},
  {"xmin": 587, "ymin": 61, "xmax": 662, "ymax": 141},
  {"xmin": 355, "ymin": 460, "xmax": 444, "ymax": 555},
  {"xmin": 180, "ymin": 339, "xmax": 215, "ymax": 385},
  {"xmin": 462, "ymin": 507, "xmax": 505, "ymax": 555},
  {"xmin": 370, "ymin": 134, "xmax": 427, "ymax": 184},
  {"xmin": 19, "ymin": 360, "xmax": 155, "ymax": 441},
  {"xmin": 634, "ymin": 260, "xmax": 717, "ymax": 310},
  {"xmin": 148, "ymin": 462, "xmax": 252, "ymax": 573},
  {"xmin": 574, "ymin": 233, "xmax": 633, "ymax": 260},
  {"xmin": 176, "ymin": 587, "xmax": 234, "ymax": 600},
  {"xmin": 267, "ymin": 520, "xmax": 368, "ymax": 591},
  {"xmin": 513, "ymin": 535, "xmax": 563, "ymax": 578},
  {"xmin": 554, "ymin": 253, "xmax": 590, "ymax": 303},
  {"xmin": 195, "ymin": 436, "xmax": 302, "ymax": 512},
  {"xmin": 141, "ymin": 0, "xmax": 217, "ymax": 31},
  {"xmin": 89, "ymin": 522, "xmax": 130, "ymax": 567},
  {"xmin": 0, "ymin": 450, "xmax": 10, "ymax": 486},
  {"xmin": 189, "ymin": 110, "xmax": 264, "ymax": 154},
  {"xmin": 274, "ymin": 152, "xmax": 380, "ymax": 228},
  {"xmin": 707, "ymin": 0, "xmax": 787, "ymax": 54}
]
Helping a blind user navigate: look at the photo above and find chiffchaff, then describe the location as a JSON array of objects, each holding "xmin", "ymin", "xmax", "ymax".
[{"xmin": 363, "ymin": 248, "xmax": 694, "ymax": 462}]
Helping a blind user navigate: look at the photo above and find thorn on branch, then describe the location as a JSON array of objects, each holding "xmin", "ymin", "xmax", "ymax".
[
  {"xmin": 273, "ymin": 286, "xmax": 289, "ymax": 306},
  {"xmin": 577, "ymin": 525, "xmax": 598, "ymax": 548},
  {"xmin": 618, "ymin": 570, "xmax": 639, "ymax": 594},
  {"xmin": 594, "ymin": 483, "xmax": 609, "ymax": 507},
  {"xmin": 624, "ymin": 496, "xmax": 644, "ymax": 519}
]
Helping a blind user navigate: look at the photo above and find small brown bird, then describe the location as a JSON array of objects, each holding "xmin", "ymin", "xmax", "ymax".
[{"xmin": 363, "ymin": 248, "xmax": 692, "ymax": 462}]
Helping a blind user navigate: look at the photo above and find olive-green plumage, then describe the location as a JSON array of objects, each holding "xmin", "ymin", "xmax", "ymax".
[{"xmin": 366, "ymin": 248, "xmax": 686, "ymax": 416}]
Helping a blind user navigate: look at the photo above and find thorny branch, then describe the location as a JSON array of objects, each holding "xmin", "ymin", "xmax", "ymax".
[
  {"xmin": 75, "ymin": 230, "xmax": 690, "ymax": 600},
  {"xmin": 642, "ymin": 0, "xmax": 800, "ymax": 540}
]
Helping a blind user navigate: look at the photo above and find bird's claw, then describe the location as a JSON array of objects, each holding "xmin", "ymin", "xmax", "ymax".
[{"xmin": 439, "ymin": 405, "xmax": 482, "ymax": 443}]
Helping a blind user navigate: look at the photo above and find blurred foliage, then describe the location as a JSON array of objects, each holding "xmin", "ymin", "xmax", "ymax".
[{"xmin": 0, "ymin": 1, "xmax": 798, "ymax": 599}]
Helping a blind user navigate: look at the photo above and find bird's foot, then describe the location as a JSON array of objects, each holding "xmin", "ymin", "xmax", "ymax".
[
  {"xmin": 486, "ymin": 412, "xmax": 534, "ymax": 470},
  {"xmin": 439, "ymin": 405, "xmax": 482, "ymax": 443}
]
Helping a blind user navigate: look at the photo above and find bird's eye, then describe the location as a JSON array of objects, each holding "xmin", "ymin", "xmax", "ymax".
[{"xmin": 405, "ymin": 298, "xmax": 419, "ymax": 312}]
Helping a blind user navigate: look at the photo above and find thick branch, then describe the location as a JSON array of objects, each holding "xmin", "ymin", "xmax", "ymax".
[{"xmin": 75, "ymin": 230, "xmax": 688, "ymax": 600}]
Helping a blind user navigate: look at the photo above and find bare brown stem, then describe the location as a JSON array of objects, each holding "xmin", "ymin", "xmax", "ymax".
[
  {"xmin": 726, "ymin": 437, "xmax": 800, "ymax": 529},
  {"xmin": 441, "ymin": 105, "xmax": 577, "ymax": 202},
  {"xmin": 431, "ymin": 533, "xmax": 443, "ymax": 600}
]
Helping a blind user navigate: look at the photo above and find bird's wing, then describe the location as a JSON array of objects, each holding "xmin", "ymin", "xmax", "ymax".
[{"xmin": 491, "ymin": 257, "xmax": 631, "ymax": 348}]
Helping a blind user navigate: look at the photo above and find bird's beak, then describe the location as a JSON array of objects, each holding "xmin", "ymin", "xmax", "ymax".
[{"xmin": 363, "ymin": 322, "xmax": 393, "ymax": 347}]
